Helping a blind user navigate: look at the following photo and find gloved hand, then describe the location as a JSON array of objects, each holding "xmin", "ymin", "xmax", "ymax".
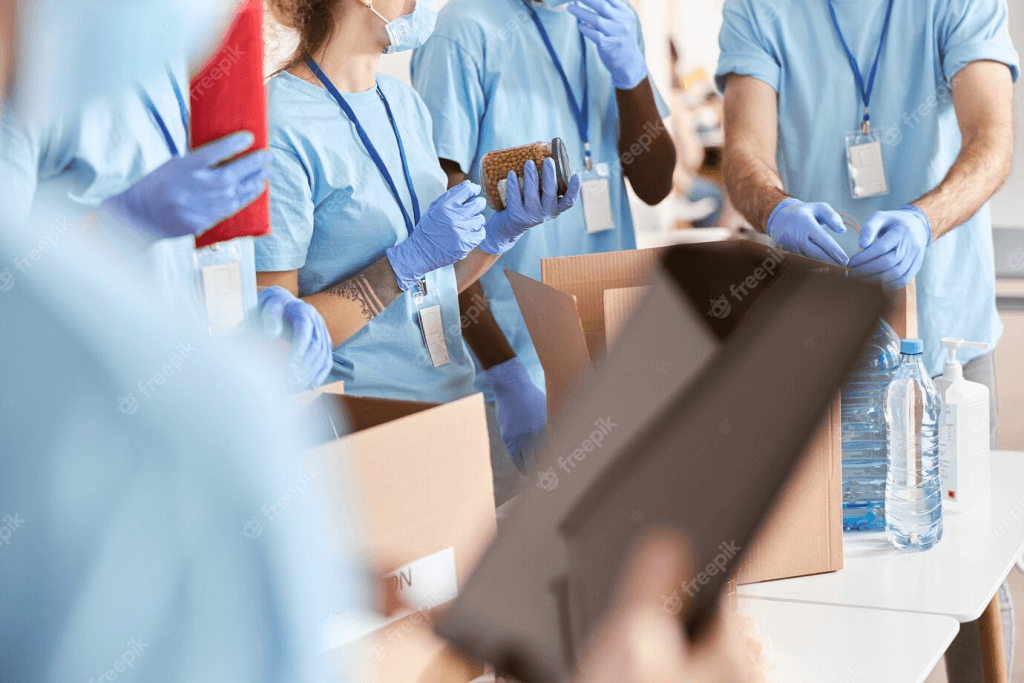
[
  {"xmin": 766, "ymin": 198, "xmax": 850, "ymax": 266},
  {"xmin": 386, "ymin": 181, "xmax": 487, "ymax": 291},
  {"xmin": 101, "ymin": 131, "xmax": 271, "ymax": 241},
  {"xmin": 259, "ymin": 286, "xmax": 334, "ymax": 391},
  {"xmin": 568, "ymin": 0, "xmax": 648, "ymax": 90},
  {"xmin": 486, "ymin": 357, "xmax": 548, "ymax": 473},
  {"xmin": 480, "ymin": 158, "xmax": 582, "ymax": 255},
  {"xmin": 847, "ymin": 206, "xmax": 931, "ymax": 289}
]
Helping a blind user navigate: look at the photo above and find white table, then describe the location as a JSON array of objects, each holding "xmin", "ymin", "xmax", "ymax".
[
  {"xmin": 737, "ymin": 599, "xmax": 959, "ymax": 683},
  {"xmin": 740, "ymin": 452, "xmax": 1024, "ymax": 622}
]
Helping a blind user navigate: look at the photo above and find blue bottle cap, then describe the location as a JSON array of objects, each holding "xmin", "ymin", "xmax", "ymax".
[{"xmin": 900, "ymin": 338, "xmax": 923, "ymax": 355}]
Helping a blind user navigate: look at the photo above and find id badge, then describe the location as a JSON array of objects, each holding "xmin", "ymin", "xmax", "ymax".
[
  {"xmin": 844, "ymin": 131, "xmax": 889, "ymax": 199},
  {"xmin": 417, "ymin": 303, "xmax": 451, "ymax": 368},
  {"xmin": 200, "ymin": 261, "xmax": 245, "ymax": 336},
  {"xmin": 580, "ymin": 162, "xmax": 616, "ymax": 234}
]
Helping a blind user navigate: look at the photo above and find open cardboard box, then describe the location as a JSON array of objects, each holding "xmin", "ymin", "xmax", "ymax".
[
  {"xmin": 306, "ymin": 385, "xmax": 496, "ymax": 683},
  {"xmin": 508, "ymin": 241, "xmax": 915, "ymax": 585}
]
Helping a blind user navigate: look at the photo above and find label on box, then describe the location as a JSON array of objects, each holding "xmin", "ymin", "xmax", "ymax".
[
  {"xmin": 323, "ymin": 547, "xmax": 458, "ymax": 649},
  {"xmin": 939, "ymin": 403, "xmax": 959, "ymax": 502}
]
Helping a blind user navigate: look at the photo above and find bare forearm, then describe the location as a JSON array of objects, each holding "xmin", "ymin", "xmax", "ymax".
[
  {"xmin": 304, "ymin": 255, "xmax": 402, "ymax": 345},
  {"xmin": 722, "ymin": 143, "xmax": 788, "ymax": 232},
  {"xmin": 618, "ymin": 78, "xmax": 676, "ymax": 205},
  {"xmin": 912, "ymin": 128, "xmax": 1013, "ymax": 240},
  {"xmin": 453, "ymin": 248, "xmax": 499, "ymax": 293},
  {"xmin": 459, "ymin": 280, "xmax": 515, "ymax": 369}
]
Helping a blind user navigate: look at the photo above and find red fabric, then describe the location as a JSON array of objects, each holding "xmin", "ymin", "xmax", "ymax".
[{"xmin": 191, "ymin": 0, "xmax": 270, "ymax": 248}]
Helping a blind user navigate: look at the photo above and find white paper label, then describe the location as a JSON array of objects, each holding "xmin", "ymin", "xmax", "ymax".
[
  {"xmin": 581, "ymin": 163, "xmax": 616, "ymax": 233},
  {"xmin": 323, "ymin": 547, "xmax": 459, "ymax": 648},
  {"xmin": 847, "ymin": 140, "xmax": 888, "ymax": 198},
  {"xmin": 201, "ymin": 262, "xmax": 245, "ymax": 336},
  {"xmin": 418, "ymin": 304, "xmax": 450, "ymax": 368}
]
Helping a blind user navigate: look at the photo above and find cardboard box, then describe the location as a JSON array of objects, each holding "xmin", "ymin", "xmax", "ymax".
[
  {"xmin": 509, "ymin": 242, "xmax": 847, "ymax": 585},
  {"xmin": 309, "ymin": 386, "xmax": 496, "ymax": 683}
]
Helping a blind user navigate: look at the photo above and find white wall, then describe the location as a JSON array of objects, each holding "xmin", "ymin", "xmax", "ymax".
[{"xmin": 989, "ymin": 1, "xmax": 1024, "ymax": 229}]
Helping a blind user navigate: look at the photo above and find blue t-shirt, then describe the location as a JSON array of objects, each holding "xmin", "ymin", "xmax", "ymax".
[
  {"xmin": 411, "ymin": 0, "xmax": 669, "ymax": 397},
  {"xmin": 256, "ymin": 73, "xmax": 476, "ymax": 403},
  {"xmin": 716, "ymin": 0, "xmax": 1019, "ymax": 375}
]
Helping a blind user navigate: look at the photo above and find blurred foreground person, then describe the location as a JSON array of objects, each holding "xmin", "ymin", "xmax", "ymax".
[{"xmin": 0, "ymin": 2, "xmax": 353, "ymax": 681}]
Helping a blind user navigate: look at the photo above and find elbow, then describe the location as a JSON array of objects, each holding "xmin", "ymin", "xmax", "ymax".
[{"xmin": 630, "ymin": 141, "xmax": 678, "ymax": 206}]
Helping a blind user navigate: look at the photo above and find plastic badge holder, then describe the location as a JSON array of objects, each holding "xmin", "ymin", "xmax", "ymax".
[{"xmin": 481, "ymin": 138, "xmax": 572, "ymax": 211}]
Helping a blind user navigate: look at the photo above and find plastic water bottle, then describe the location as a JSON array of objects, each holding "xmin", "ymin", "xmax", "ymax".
[
  {"xmin": 884, "ymin": 339, "xmax": 943, "ymax": 552},
  {"xmin": 842, "ymin": 320, "xmax": 901, "ymax": 531}
]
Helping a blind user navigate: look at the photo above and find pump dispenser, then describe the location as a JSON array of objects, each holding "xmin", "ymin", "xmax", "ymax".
[{"xmin": 935, "ymin": 338, "xmax": 991, "ymax": 512}]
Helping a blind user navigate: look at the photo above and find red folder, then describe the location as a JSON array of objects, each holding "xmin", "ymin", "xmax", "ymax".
[{"xmin": 191, "ymin": 0, "xmax": 270, "ymax": 248}]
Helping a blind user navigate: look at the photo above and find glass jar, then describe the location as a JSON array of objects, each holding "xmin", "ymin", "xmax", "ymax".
[{"xmin": 480, "ymin": 137, "xmax": 572, "ymax": 211}]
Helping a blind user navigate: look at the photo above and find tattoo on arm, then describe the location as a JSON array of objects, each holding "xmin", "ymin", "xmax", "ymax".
[{"xmin": 324, "ymin": 255, "xmax": 402, "ymax": 323}]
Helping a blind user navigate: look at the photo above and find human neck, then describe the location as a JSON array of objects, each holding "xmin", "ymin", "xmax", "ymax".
[{"xmin": 293, "ymin": 7, "xmax": 387, "ymax": 93}]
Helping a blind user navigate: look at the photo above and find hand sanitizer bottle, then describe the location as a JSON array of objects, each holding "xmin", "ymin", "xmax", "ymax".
[{"xmin": 935, "ymin": 338, "xmax": 991, "ymax": 513}]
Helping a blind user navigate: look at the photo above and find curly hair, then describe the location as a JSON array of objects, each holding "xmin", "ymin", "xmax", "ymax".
[{"xmin": 266, "ymin": 0, "xmax": 344, "ymax": 71}]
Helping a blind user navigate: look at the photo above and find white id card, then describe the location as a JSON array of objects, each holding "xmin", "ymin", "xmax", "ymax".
[
  {"xmin": 844, "ymin": 131, "xmax": 889, "ymax": 199},
  {"xmin": 201, "ymin": 262, "xmax": 245, "ymax": 336},
  {"xmin": 418, "ymin": 304, "xmax": 450, "ymax": 368},
  {"xmin": 580, "ymin": 162, "xmax": 616, "ymax": 234}
]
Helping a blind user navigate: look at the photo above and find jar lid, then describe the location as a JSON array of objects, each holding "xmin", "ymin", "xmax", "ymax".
[{"xmin": 551, "ymin": 137, "xmax": 571, "ymax": 197}]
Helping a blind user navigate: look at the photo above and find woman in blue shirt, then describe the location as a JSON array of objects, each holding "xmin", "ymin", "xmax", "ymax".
[{"xmin": 257, "ymin": 0, "xmax": 579, "ymax": 404}]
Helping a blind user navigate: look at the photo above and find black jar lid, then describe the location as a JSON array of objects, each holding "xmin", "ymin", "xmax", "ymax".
[{"xmin": 551, "ymin": 137, "xmax": 571, "ymax": 197}]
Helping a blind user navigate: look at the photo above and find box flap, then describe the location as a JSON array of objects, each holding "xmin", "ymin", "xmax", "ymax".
[
  {"xmin": 540, "ymin": 248, "xmax": 664, "ymax": 361},
  {"xmin": 506, "ymin": 269, "xmax": 594, "ymax": 423},
  {"xmin": 603, "ymin": 287, "xmax": 648, "ymax": 349}
]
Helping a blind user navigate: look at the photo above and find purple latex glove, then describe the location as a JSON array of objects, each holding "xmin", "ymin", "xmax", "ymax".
[
  {"xmin": 766, "ymin": 198, "xmax": 849, "ymax": 266},
  {"xmin": 259, "ymin": 286, "xmax": 333, "ymax": 390},
  {"xmin": 848, "ymin": 206, "xmax": 931, "ymax": 290},
  {"xmin": 486, "ymin": 357, "xmax": 548, "ymax": 472}
]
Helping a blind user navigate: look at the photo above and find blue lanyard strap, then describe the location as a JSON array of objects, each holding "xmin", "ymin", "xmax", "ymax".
[
  {"xmin": 520, "ymin": 0, "xmax": 591, "ymax": 169},
  {"xmin": 305, "ymin": 57, "xmax": 421, "ymax": 234},
  {"xmin": 139, "ymin": 67, "xmax": 191, "ymax": 157},
  {"xmin": 827, "ymin": 0, "xmax": 896, "ymax": 135}
]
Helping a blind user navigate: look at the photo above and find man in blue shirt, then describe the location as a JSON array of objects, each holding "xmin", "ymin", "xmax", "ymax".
[
  {"xmin": 412, "ymin": 0, "xmax": 675, "ymax": 489},
  {"xmin": 716, "ymin": 0, "xmax": 1018, "ymax": 677}
]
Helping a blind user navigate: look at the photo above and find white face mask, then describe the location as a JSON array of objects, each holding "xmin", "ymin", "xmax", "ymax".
[{"xmin": 366, "ymin": 0, "xmax": 439, "ymax": 54}]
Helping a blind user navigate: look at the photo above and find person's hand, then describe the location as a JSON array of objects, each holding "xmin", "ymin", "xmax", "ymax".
[
  {"xmin": 568, "ymin": 0, "xmax": 648, "ymax": 90},
  {"xmin": 386, "ymin": 181, "xmax": 487, "ymax": 291},
  {"xmin": 847, "ymin": 206, "xmax": 931, "ymax": 289},
  {"xmin": 765, "ymin": 198, "xmax": 849, "ymax": 266},
  {"xmin": 485, "ymin": 357, "xmax": 548, "ymax": 472},
  {"xmin": 479, "ymin": 159, "xmax": 582, "ymax": 255},
  {"xmin": 259, "ymin": 286, "xmax": 334, "ymax": 390},
  {"xmin": 571, "ymin": 529, "xmax": 756, "ymax": 683},
  {"xmin": 101, "ymin": 131, "xmax": 270, "ymax": 241}
]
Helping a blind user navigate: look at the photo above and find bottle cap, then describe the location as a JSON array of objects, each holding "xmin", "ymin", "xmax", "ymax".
[
  {"xmin": 901, "ymin": 339, "xmax": 923, "ymax": 355},
  {"xmin": 551, "ymin": 137, "xmax": 571, "ymax": 197}
]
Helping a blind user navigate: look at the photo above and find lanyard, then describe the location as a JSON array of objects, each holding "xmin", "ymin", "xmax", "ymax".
[
  {"xmin": 519, "ymin": 0, "xmax": 592, "ymax": 170},
  {"xmin": 139, "ymin": 67, "xmax": 191, "ymax": 157},
  {"xmin": 827, "ymin": 0, "xmax": 895, "ymax": 135},
  {"xmin": 305, "ymin": 57, "xmax": 421, "ymax": 235}
]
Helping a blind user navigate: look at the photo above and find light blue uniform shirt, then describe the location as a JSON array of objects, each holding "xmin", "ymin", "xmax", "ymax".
[
  {"xmin": 256, "ymin": 73, "xmax": 476, "ymax": 403},
  {"xmin": 410, "ymin": 0, "xmax": 669, "ymax": 397},
  {"xmin": 716, "ymin": 0, "xmax": 1019, "ymax": 375},
  {"xmin": 0, "ymin": 63, "xmax": 258, "ymax": 329}
]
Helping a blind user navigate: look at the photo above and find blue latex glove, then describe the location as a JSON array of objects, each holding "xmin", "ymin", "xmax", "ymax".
[
  {"xmin": 259, "ymin": 286, "xmax": 334, "ymax": 390},
  {"xmin": 568, "ymin": 0, "xmax": 648, "ymax": 90},
  {"xmin": 101, "ymin": 131, "xmax": 271, "ymax": 240},
  {"xmin": 847, "ymin": 206, "xmax": 931, "ymax": 289},
  {"xmin": 385, "ymin": 181, "xmax": 487, "ymax": 291},
  {"xmin": 479, "ymin": 158, "xmax": 582, "ymax": 255},
  {"xmin": 487, "ymin": 357, "xmax": 548, "ymax": 473},
  {"xmin": 766, "ymin": 198, "xmax": 850, "ymax": 266}
]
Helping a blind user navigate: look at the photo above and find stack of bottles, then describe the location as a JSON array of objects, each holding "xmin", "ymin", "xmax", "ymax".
[{"xmin": 841, "ymin": 320, "xmax": 901, "ymax": 531}]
